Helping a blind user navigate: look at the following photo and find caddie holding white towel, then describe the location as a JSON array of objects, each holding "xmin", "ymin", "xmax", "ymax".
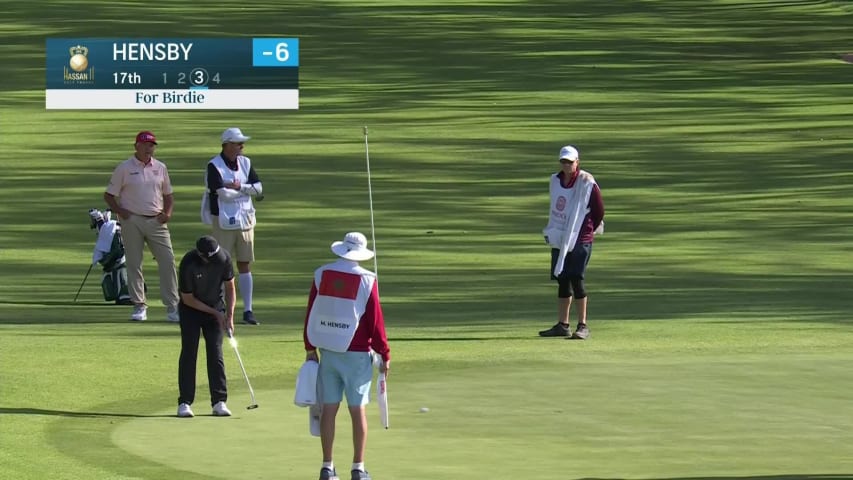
[
  {"xmin": 303, "ymin": 232, "xmax": 391, "ymax": 480},
  {"xmin": 539, "ymin": 145, "xmax": 605, "ymax": 340}
]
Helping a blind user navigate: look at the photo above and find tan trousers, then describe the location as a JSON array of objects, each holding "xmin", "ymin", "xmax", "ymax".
[
  {"xmin": 211, "ymin": 216, "xmax": 255, "ymax": 263},
  {"xmin": 121, "ymin": 214, "xmax": 179, "ymax": 307}
]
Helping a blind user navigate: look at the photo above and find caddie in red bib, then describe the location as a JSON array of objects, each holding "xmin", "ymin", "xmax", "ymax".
[{"xmin": 303, "ymin": 232, "xmax": 390, "ymax": 480}]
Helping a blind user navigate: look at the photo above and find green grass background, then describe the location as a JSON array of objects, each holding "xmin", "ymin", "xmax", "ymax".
[{"xmin": 1, "ymin": 1, "xmax": 852, "ymax": 479}]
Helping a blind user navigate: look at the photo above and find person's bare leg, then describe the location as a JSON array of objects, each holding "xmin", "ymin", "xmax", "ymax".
[
  {"xmin": 321, "ymin": 403, "xmax": 340, "ymax": 463},
  {"xmin": 576, "ymin": 296, "xmax": 587, "ymax": 325},
  {"xmin": 559, "ymin": 297, "xmax": 572, "ymax": 324},
  {"xmin": 349, "ymin": 405, "xmax": 368, "ymax": 463}
]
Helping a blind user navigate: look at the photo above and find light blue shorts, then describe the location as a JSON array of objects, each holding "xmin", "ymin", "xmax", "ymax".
[{"xmin": 318, "ymin": 349, "xmax": 374, "ymax": 406}]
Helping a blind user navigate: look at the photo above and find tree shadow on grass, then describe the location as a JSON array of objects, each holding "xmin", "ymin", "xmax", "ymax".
[
  {"xmin": 0, "ymin": 300, "xmax": 119, "ymax": 307},
  {"xmin": 390, "ymin": 335, "xmax": 533, "ymax": 342},
  {"xmin": 2, "ymin": 1, "xmax": 851, "ymax": 96},
  {"xmin": 0, "ymin": 1, "xmax": 850, "ymax": 333},
  {"xmin": 578, "ymin": 476, "xmax": 853, "ymax": 480},
  {"xmin": 0, "ymin": 407, "xmax": 173, "ymax": 418}
]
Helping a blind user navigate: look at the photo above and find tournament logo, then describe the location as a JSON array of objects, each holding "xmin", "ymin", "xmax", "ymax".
[{"xmin": 64, "ymin": 45, "xmax": 95, "ymax": 84}]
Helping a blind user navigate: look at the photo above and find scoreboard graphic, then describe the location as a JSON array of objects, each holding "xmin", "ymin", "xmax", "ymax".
[{"xmin": 46, "ymin": 38, "xmax": 299, "ymax": 110}]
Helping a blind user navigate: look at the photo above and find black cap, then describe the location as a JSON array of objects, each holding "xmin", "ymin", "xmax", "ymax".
[{"xmin": 196, "ymin": 235, "xmax": 227, "ymax": 264}]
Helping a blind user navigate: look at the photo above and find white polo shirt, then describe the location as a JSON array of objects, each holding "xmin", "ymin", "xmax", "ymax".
[{"xmin": 106, "ymin": 156, "xmax": 173, "ymax": 216}]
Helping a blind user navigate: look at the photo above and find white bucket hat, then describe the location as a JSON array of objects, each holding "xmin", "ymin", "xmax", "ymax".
[{"xmin": 331, "ymin": 232, "xmax": 375, "ymax": 261}]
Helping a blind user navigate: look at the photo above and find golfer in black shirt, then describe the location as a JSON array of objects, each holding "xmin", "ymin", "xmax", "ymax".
[{"xmin": 176, "ymin": 235, "xmax": 236, "ymax": 418}]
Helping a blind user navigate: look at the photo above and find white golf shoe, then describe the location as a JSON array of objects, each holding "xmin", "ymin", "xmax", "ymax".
[
  {"xmin": 166, "ymin": 305, "xmax": 180, "ymax": 323},
  {"xmin": 212, "ymin": 401, "xmax": 232, "ymax": 416},
  {"xmin": 177, "ymin": 403, "xmax": 194, "ymax": 418},
  {"xmin": 130, "ymin": 304, "xmax": 147, "ymax": 321}
]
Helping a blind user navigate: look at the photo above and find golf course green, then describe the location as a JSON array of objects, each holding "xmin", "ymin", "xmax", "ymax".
[{"xmin": 1, "ymin": 1, "xmax": 851, "ymax": 479}]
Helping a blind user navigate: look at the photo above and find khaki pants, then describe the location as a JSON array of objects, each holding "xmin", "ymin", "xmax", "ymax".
[
  {"xmin": 121, "ymin": 214, "xmax": 179, "ymax": 307},
  {"xmin": 211, "ymin": 216, "xmax": 255, "ymax": 263}
]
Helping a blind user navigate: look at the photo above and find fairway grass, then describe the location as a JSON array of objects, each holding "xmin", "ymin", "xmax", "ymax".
[{"xmin": 2, "ymin": 0, "xmax": 853, "ymax": 479}]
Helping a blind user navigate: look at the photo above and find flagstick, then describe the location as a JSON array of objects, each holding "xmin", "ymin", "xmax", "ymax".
[
  {"xmin": 364, "ymin": 126, "xmax": 379, "ymax": 280},
  {"xmin": 365, "ymin": 127, "xmax": 388, "ymax": 428}
]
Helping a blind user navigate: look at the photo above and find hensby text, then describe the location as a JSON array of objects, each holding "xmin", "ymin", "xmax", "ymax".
[{"xmin": 114, "ymin": 43, "xmax": 193, "ymax": 61}]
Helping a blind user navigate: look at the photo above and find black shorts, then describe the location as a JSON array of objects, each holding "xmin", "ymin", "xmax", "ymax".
[{"xmin": 550, "ymin": 242, "xmax": 592, "ymax": 280}]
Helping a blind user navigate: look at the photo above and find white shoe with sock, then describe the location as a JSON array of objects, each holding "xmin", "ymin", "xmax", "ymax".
[
  {"xmin": 212, "ymin": 401, "xmax": 232, "ymax": 416},
  {"xmin": 130, "ymin": 304, "xmax": 147, "ymax": 321},
  {"xmin": 166, "ymin": 305, "xmax": 180, "ymax": 323},
  {"xmin": 177, "ymin": 403, "xmax": 194, "ymax": 417}
]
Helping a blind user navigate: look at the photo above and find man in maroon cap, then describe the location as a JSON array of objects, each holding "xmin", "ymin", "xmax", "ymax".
[{"xmin": 104, "ymin": 131, "xmax": 180, "ymax": 323}]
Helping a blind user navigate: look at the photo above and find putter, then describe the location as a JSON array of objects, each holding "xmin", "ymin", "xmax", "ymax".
[
  {"xmin": 226, "ymin": 329, "xmax": 259, "ymax": 409},
  {"xmin": 373, "ymin": 354, "xmax": 389, "ymax": 429},
  {"xmin": 73, "ymin": 263, "xmax": 95, "ymax": 302}
]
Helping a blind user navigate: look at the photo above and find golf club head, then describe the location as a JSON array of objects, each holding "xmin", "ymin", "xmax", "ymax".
[
  {"xmin": 88, "ymin": 208, "xmax": 104, "ymax": 230},
  {"xmin": 247, "ymin": 404, "xmax": 259, "ymax": 410}
]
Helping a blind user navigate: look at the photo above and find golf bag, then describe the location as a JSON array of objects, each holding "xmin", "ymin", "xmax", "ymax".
[{"xmin": 89, "ymin": 209, "xmax": 132, "ymax": 305}]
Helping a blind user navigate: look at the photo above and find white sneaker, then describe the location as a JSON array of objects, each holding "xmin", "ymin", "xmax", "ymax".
[
  {"xmin": 212, "ymin": 401, "xmax": 232, "ymax": 416},
  {"xmin": 177, "ymin": 403, "xmax": 194, "ymax": 418},
  {"xmin": 166, "ymin": 305, "xmax": 180, "ymax": 323},
  {"xmin": 130, "ymin": 304, "xmax": 147, "ymax": 321}
]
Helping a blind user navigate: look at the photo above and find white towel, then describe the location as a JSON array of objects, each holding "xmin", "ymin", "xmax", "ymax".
[
  {"xmin": 554, "ymin": 172, "xmax": 595, "ymax": 276},
  {"xmin": 294, "ymin": 360, "xmax": 319, "ymax": 407},
  {"xmin": 309, "ymin": 402, "xmax": 321, "ymax": 437},
  {"xmin": 200, "ymin": 192, "xmax": 213, "ymax": 225},
  {"xmin": 92, "ymin": 220, "xmax": 119, "ymax": 266}
]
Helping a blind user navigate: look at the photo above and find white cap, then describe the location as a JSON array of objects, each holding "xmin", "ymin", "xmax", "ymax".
[
  {"xmin": 558, "ymin": 145, "xmax": 579, "ymax": 161},
  {"xmin": 221, "ymin": 127, "xmax": 251, "ymax": 143}
]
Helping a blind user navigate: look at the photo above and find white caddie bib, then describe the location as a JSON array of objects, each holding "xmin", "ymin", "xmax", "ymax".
[
  {"xmin": 205, "ymin": 155, "xmax": 256, "ymax": 230},
  {"xmin": 306, "ymin": 260, "xmax": 376, "ymax": 352}
]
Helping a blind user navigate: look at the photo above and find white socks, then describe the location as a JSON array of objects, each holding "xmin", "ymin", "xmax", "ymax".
[
  {"xmin": 238, "ymin": 272, "xmax": 253, "ymax": 312},
  {"xmin": 322, "ymin": 461, "xmax": 365, "ymax": 473}
]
